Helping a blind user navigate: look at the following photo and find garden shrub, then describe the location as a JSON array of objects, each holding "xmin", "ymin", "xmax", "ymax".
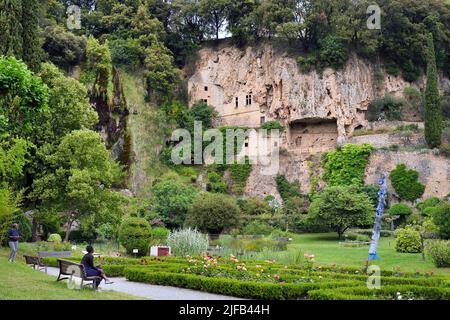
[
  {"xmin": 367, "ymin": 94, "xmax": 405, "ymax": 121},
  {"xmin": 167, "ymin": 228, "xmax": 208, "ymax": 256},
  {"xmin": 390, "ymin": 164, "xmax": 425, "ymax": 201},
  {"xmin": 47, "ymin": 233, "xmax": 62, "ymax": 243},
  {"xmin": 425, "ymin": 240, "xmax": 450, "ymax": 268},
  {"xmin": 388, "ymin": 204, "xmax": 413, "ymax": 216},
  {"xmin": 119, "ymin": 217, "xmax": 152, "ymax": 256},
  {"xmin": 323, "ymin": 144, "xmax": 373, "ymax": 187},
  {"xmin": 395, "ymin": 226, "xmax": 421, "ymax": 253},
  {"xmin": 243, "ymin": 221, "xmax": 273, "ymax": 236},
  {"xmin": 185, "ymin": 192, "xmax": 240, "ymax": 234},
  {"xmin": 431, "ymin": 202, "xmax": 450, "ymax": 239},
  {"xmin": 416, "ymin": 197, "xmax": 443, "ymax": 215}
]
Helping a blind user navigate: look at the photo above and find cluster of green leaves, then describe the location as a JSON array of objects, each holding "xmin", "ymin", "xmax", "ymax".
[
  {"xmin": 389, "ymin": 164, "xmax": 425, "ymax": 202},
  {"xmin": 0, "ymin": 56, "xmax": 48, "ymax": 139},
  {"xmin": 395, "ymin": 226, "xmax": 422, "ymax": 253},
  {"xmin": 119, "ymin": 217, "xmax": 152, "ymax": 256},
  {"xmin": 424, "ymin": 33, "xmax": 443, "ymax": 148},
  {"xmin": 307, "ymin": 185, "xmax": 374, "ymax": 239},
  {"xmin": 323, "ymin": 144, "xmax": 373, "ymax": 187},
  {"xmin": 367, "ymin": 94, "xmax": 405, "ymax": 122},
  {"xmin": 275, "ymin": 175, "xmax": 301, "ymax": 202},
  {"xmin": 185, "ymin": 192, "xmax": 240, "ymax": 234},
  {"xmin": 150, "ymin": 179, "xmax": 197, "ymax": 229},
  {"xmin": 388, "ymin": 204, "xmax": 413, "ymax": 217},
  {"xmin": 0, "ymin": 0, "xmax": 42, "ymax": 71}
]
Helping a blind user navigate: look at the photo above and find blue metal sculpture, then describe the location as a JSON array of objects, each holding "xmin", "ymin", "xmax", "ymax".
[{"xmin": 368, "ymin": 173, "xmax": 388, "ymax": 260}]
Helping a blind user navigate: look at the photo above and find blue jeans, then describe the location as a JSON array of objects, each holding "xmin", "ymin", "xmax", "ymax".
[{"xmin": 8, "ymin": 241, "xmax": 18, "ymax": 262}]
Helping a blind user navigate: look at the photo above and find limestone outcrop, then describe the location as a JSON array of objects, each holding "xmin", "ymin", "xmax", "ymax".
[{"xmin": 188, "ymin": 43, "xmax": 449, "ymax": 145}]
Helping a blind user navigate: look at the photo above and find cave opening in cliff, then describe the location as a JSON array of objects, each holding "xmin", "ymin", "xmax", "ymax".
[{"xmin": 288, "ymin": 119, "xmax": 338, "ymax": 154}]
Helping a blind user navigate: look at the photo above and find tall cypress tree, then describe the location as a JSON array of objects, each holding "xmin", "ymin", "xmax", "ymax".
[
  {"xmin": 424, "ymin": 33, "xmax": 442, "ymax": 148},
  {"xmin": 0, "ymin": 0, "xmax": 23, "ymax": 58},
  {"xmin": 21, "ymin": 0, "xmax": 41, "ymax": 71}
]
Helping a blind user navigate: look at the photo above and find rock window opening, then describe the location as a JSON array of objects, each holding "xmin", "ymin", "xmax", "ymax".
[
  {"xmin": 235, "ymin": 97, "xmax": 239, "ymax": 108},
  {"xmin": 246, "ymin": 94, "xmax": 252, "ymax": 106},
  {"xmin": 260, "ymin": 116, "xmax": 266, "ymax": 125},
  {"xmin": 204, "ymin": 86, "xmax": 208, "ymax": 91}
]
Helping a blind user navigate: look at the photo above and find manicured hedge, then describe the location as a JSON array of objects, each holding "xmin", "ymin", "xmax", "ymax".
[
  {"xmin": 123, "ymin": 267, "xmax": 361, "ymax": 300},
  {"xmin": 308, "ymin": 285, "xmax": 450, "ymax": 300}
]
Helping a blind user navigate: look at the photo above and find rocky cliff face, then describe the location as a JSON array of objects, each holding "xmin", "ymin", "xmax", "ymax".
[
  {"xmin": 188, "ymin": 44, "xmax": 449, "ymax": 143},
  {"xmin": 188, "ymin": 43, "xmax": 450, "ymax": 202}
]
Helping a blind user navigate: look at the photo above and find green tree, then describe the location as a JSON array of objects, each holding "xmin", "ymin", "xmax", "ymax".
[
  {"xmin": 150, "ymin": 179, "xmax": 197, "ymax": 228},
  {"xmin": 431, "ymin": 202, "xmax": 450, "ymax": 239},
  {"xmin": 0, "ymin": 56, "xmax": 48, "ymax": 140},
  {"xmin": 199, "ymin": 0, "xmax": 230, "ymax": 40},
  {"xmin": 186, "ymin": 192, "xmax": 240, "ymax": 234},
  {"xmin": 307, "ymin": 186, "xmax": 373, "ymax": 239},
  {"xmin": 21, "ymin": 0, "xmax": 42, "ymax": 71},
  {"xmin": 0, "ymin": 0, "xmax": 23, "ymax": 58},
  {"xmin": 424, "ymin": 33, "xmax": 442, "ymax": 148},
  {"xmin": 143, "ymin": 40, "xmax": 179, "ymax": 101},
  {"xmin": 31, "ymin": 130, "xmax": 126, "ymax": 241},
  {"xmin": 84, "ymin": 37, "xmax": 112, "ymax": 91},
  {"xmin": 38, "ymin": 63, "xmax": 98, "ymax": 143}
]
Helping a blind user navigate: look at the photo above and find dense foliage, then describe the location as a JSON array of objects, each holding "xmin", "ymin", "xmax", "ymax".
[
  {"xmin": 424, "ymin": 33, "xmax": 442, "ymax": 148},
  {"xmin": 389, "ymin": 164, "xmax": 425, "ymax": 202},
  {"xmin": 388, "ymin": 204, "xmax": 413, "ymax": 217},
  {"xmin": 150, "ymin": 179, "xmax": 197, "ymax": 229},
  {"xmin": 119, "ymin": 217, "xmax": 152, "ymax": 256},
  {"xmin": 431, "ymin": 203, "xmax": 450, "ymax": 239},
  {"xmin": 425, "ymin": 240, "xmax": 450, "ymax": 268},
  {"xmin": 323, "ymin": 144, "xmax": 373, "ymax": 187},
  {"xmin": 307, "ymin": 186, "xmax": 373, "ymax": 239},
  {"xmin": 395, "ymin": 226, "xmax": 422, "ymax": 253},
  {"xmin": 186, "ymin": 192, "xmax": 240, "ymax": 234}
]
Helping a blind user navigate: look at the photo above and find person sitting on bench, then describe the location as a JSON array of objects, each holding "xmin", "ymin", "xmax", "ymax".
[{"xmin": 81, "ymin": 245, "xmax": 113, "ymax": 288}]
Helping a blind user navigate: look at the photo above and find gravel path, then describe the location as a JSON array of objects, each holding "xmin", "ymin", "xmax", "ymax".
[{"xmin": 43, "ymin": 267, "xmax": 242, "ymax": 300}]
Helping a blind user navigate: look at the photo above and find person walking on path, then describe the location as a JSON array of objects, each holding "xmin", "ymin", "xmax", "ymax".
[{"xmin": 8, "ymin": 223, "xmax": 20, "ymax": 262}]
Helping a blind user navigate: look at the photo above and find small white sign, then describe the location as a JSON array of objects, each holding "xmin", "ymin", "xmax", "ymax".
[{"xmin": 133, "ymin": 249, "xmax": 139, "ymax": 254}]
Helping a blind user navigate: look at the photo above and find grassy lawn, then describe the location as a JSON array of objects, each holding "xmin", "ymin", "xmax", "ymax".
[
  {"xmin": 227, "ymin": 233, "xmax": 449, "ymax": 275},
  {"xmin": 265, "ymin": 233, "xmax": 450, "ymax": 275},
  {"xmin": 0, "ymin": 255, "xmax": 141, "ymax": 300}
]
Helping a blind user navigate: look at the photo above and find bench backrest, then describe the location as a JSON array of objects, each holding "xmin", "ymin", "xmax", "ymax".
[
  {"xmin": 57, "ymin": 259, "xmax": 86, "ymax": 278},
  {"xmin": 38, "ymin": 251, "xmax": 72, "ymax": 258},
  {"xmin": 24, "ymin": 255, "xmax": 40, "ymax": 265}
]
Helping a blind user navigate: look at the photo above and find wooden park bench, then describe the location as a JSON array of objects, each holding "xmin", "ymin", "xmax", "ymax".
[
  {"xmin": 56, "ymin": 259, "xmax": 101, "ymax": 289},
  {"xmin": 23, "ymin": 255, "xmax": 48, "ymax": 273}
]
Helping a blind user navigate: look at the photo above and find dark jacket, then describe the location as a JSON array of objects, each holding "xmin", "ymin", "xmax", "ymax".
[
  {"xmin": 7, "ymin": 229, "xmax": 20, "ymax": 242},
  {"xmin": 81, "ymin": 253, "xmax": 96, "ymax": 270}
]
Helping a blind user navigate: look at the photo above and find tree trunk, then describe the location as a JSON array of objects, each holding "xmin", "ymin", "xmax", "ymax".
[
  {"xmin": 31, "ymin": 218, "xmax": 39, "ymax": 242},
  {"xmin": 64, "ymin": 220, "xmax": 73, "ymax": 242}
]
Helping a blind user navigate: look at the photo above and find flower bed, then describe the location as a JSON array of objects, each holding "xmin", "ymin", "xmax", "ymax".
[{"xmin": 41, "ymin": 254, "xmax": 449, "ymax": 299}]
